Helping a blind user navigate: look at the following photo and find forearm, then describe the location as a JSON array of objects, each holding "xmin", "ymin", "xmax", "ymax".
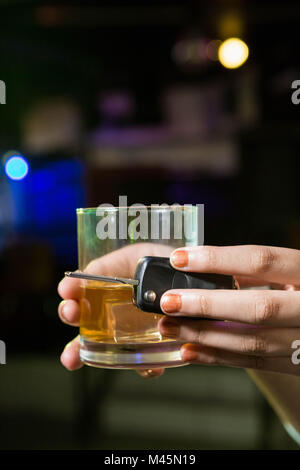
[{"xmin": 247, "ymin": 369, "xmax": 300, "ymax": 444}]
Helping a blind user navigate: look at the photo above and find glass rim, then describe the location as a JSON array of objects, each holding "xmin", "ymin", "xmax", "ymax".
[{"xmin": 77, "ymin": 205, "xmax": 198, "ymax": 213}]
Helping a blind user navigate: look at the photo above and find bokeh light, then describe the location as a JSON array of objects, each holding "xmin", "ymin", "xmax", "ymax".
[
  {"xmin": 218, "ymin": 37, "xmax": 249, "ymax": 69},
  {"xmin": 4, "ymin": 155, "xmax": 29, "ymax": 180}
]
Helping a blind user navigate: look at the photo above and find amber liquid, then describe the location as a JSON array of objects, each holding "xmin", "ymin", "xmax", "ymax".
[{"xmin": 80, "ymin": 281, "xmax": 165, "ymax": 344}]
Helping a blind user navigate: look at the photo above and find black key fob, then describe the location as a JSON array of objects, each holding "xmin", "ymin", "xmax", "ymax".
[{"xmin": 133, "ymin": 256, "xmax": 235, "ymax": 314}]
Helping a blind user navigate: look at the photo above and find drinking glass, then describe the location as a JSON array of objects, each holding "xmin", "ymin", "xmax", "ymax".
[{"xmin": 77, "ymin": 205, "xmax": 200, "ymax": 369}]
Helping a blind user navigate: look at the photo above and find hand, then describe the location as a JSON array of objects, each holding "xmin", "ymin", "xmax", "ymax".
[
  {"xmin": 158, "ymin": 245, "xmax": 300, "ymax": 376},
  {"xmin": 57, "ymin": 242, "xmax": 171, "ymax": 376}
]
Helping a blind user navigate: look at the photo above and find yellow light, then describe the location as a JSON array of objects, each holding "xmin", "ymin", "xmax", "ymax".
[{"xmin": 218, "ymin": 37, "xmax": 249, "ymax": 69}]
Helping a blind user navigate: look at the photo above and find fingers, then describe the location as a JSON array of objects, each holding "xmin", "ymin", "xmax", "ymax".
[
  {"xmin": 57, "ymin": 247, "xmax": 131, "ymax": 300},
  {"xmin": 86, "ymin": 243, "xmax": 173, "ymax": 278},
  {"xmin": 158, "ymin": 317, "xmax": 299, "ymax": 356},
  {"xmin": 58, "ymin": 243, "xmax": 172, "ymax": 301},
  {"xmin": 170, "ymin": 245, "xmax": 300, "ymax": 286},
  {"xmin": 180, "ymin": 343, "xmax": 300, "ymax": 376},
  {"xmin": 60, "ymin": 336, "xmax": 83, "ymax": 371},
  {"xmin": 57, "ymin": 243, "xmax": 173, "ymax": 373},
  {"xmin": 234, "ymin": 275, "xmax": 284, "ymax": 289},
  {"xmin": 160, "ymin": 289, "xmax": 300, "ymax": 326},
  {"xmin": 58, "ymin": 276, "xmax": 81, "ymax": 301},
  {"xmin": 58, "ymin": 299, "xmax": 80, "ymax": 326}
]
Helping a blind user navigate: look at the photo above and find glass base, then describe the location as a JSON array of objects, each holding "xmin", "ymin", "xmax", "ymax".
[{"xmin": 80, "ymin": 337, "xmax": 186, "ymax": 369}]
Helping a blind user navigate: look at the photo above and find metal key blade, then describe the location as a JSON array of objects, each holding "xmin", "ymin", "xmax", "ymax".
[{"xmin": 64, "ymin": 271, "xmax": 139, "ymax": 286}]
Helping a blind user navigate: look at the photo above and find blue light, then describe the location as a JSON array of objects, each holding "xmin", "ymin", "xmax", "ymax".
[{"xmin": 5, "ymin": 156, "xmax": 29, "ymax": 180}]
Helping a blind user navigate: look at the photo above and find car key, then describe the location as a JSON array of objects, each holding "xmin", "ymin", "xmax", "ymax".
[{"xmin": 65, "ymin": 256, "xmax": 235, "ymax": 314}]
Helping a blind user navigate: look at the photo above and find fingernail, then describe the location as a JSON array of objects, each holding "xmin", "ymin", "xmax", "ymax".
[
  {"xmin": 161, "ymin": 294, "xmax": 182, "ymax": 313},
  {"xmin": 60, "ymin": 300, "xmax": 67, "ymax": 319},
  {"xmin": 61, "ymin": 301, "xmax": 71, "ymax": 321},
  {"xmin": 159, "ymin": 318, "xmax": 179, "ymax": 337},
  {"xmin": 181, "ymin": 344, "xmax": 199, "ymax": 362},
  {"xmin": 57, "ymin": 279, "xmax": 65, "ymax": 294},
  {"xmin": 170, "ymin": 250, "xmax": 188, "ymax": 268}
]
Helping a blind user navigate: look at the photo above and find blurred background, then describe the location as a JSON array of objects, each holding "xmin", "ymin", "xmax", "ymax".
[{"xmin": 0, "ymin": 0, "xmax": 300, "ymax": 450}]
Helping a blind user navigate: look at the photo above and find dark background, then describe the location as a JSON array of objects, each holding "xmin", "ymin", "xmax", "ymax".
[{"xmin": 0, "ymin": 0, "xmax": 299, "ymax": 450}]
